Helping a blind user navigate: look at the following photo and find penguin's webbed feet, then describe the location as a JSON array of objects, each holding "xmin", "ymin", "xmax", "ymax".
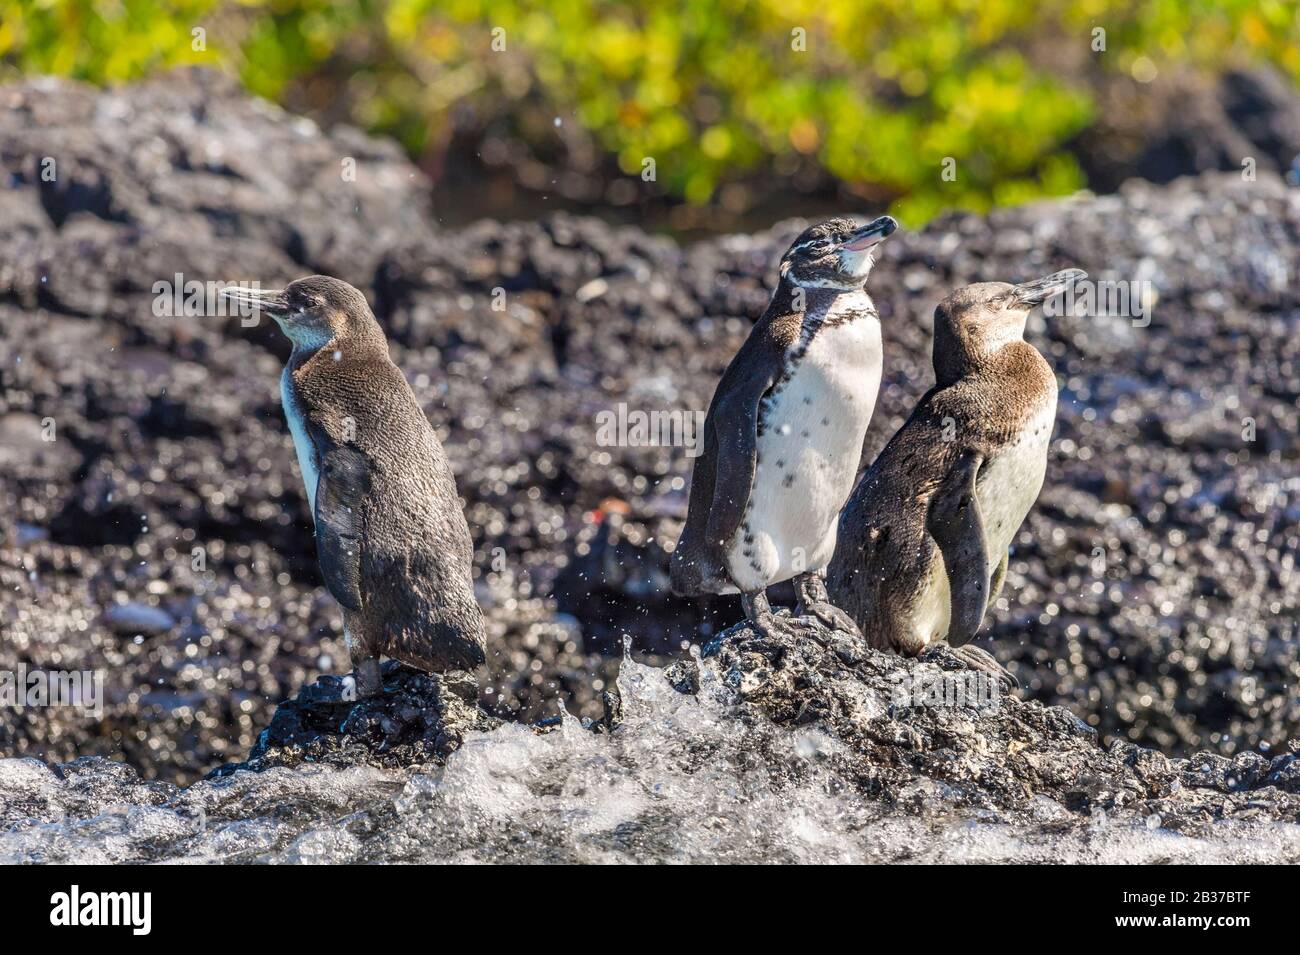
[
  {"xmin": 792, "ymin": 572, "xmax": 863, "ymax": 636},
  {"xmin": 798, "ymin": 601, "xmax": 862, "ymax": 636},
  {"xmin": 948, "ymin": 644, "xmax": 1019, "ymax": 692},
  {"xmin": 741, "ymin": 590, "xmax": 810, "ymax": 640}
]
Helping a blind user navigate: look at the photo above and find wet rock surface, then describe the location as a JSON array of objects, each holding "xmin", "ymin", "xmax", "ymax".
[
  {"xmin": 3, "ymin": 619, "xmax": 1299, "ymax": 863},
  {"xmin": 700, "ymin": 617, "xmax": 1300, "ymax": 833},
  {"xmin": 210, "ymin": 662, "xmax": 499, "ymax": 777},
  {"xmin": 0, "ymin": 67, "xmax": 1298, "ymax": 816}
]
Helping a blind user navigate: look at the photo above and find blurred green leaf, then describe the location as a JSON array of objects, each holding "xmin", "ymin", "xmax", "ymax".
[{"xmin": 2, "ymin": 0, "xmax": 1296, "ymax": 222}]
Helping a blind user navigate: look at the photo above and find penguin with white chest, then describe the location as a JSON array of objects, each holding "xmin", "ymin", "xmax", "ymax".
[
  {"xmin": 222, "ymin": 276, "xmax": 486, "ymax": 697},
  {"xmin": 671, "ymin": 215, "xmax": 898, "ymax": 636},
  {"xmin": 827, "ymin": 270, "xmax": 1085, "ymax": 686}
]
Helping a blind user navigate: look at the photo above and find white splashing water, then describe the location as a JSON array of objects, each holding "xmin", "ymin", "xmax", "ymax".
[{"xmin": 3, "ymin": 657, "xmax": 1299, "ymax": 863}]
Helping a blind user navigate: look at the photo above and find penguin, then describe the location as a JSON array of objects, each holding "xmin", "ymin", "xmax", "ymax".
[
  {"xmin": 221, "ymin": 276, "xmax": 486, "ymax": 697},
  {"xmin": 670, "ymin": 215, "xmax": 898, "ymax": 636},
  {"xmin": 826, "ymin": 269, "xmax": 1086, "ymax": 687}
]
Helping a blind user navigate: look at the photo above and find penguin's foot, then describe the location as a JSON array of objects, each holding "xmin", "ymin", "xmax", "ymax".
[
  {"xmin": 742, "ymin": 589, "xmax": 811, "ymax": 639},
  {"xmin": 748, "ymin": 610, "xmax": 816, "ymax": 640},
  {"xmin": 949, "ymin": 645, "xmax": 1019, "ymax": 692},
  {"xmin": 353, "ymin": 657, "xmax": 383, "ymax": 698},
  {"xmin": 796, "ymin": 600, "xmax": 862, "ymax": 636},
  {"xmin": 792, "ymin": 572, "xmax": 862, "ymax": 636}
]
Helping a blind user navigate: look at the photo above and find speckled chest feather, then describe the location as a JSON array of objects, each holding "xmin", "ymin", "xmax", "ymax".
[{"xmin": 725, "ymin": 293, "xmax": 882, "ymax": 591}]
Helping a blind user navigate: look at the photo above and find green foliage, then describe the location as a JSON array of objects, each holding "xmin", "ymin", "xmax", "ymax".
[{"xmin": 3, "ymin": 0, "xmax": 1297, "ymax": 223}]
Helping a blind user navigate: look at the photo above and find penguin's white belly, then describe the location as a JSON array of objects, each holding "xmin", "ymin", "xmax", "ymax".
[
  {"xmin": 907, "ymin": 558, "xmax": 951, "ymax": 650},
  {"xmin": 727, "ymin": 317, "xmax": 882, "ymax": 592},
  {"xmin": 975, "ymin": 398, "xmax": 1055, "ymax": 560},
  {"xmin": 908, "ymin": 397, "xmax": 1056, "ymax": 646},
  {"xmin": 281, "ymin": 369, "xmax": 320, "ymax": 514}
]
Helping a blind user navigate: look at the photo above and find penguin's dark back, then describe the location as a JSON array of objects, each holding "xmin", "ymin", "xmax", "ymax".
[
  {"xmin": 293, "ymin": 342, "xmax": 481, "ymax": 646},
  {"xmin": 828, "ymin": 339, "xmax": 1057, "ymax": 644}
]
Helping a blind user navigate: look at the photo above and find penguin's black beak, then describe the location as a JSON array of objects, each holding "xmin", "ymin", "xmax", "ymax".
[
  {"xmin": 840, "ymin": 215, "xmax": 899, "ymax": 252},
  {"xmin": 1011, "ymin": 269, "xmax": 1087, "ymax": 309},
  {"xmin": 219, "ymin": 285, "xmax": 292, "ymax": 318}
]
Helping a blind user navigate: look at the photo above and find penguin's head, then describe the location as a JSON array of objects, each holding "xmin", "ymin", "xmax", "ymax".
[
  {"xmin": 779, "ymin": 215, "xmax": 898, "ymax": 290},
  {"xmin": 222, "ymin": 276, "xmax": 378, "ymax": 349},
  {"xmin": 933, "ymin": 269, "xmax": 1085, "ymax": 379}
]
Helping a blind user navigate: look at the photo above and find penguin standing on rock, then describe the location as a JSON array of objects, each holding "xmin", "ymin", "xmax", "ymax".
[
  {"xmin": 221, "ymin": 276, "xmax": 486, "ymax": 698},
  {"xmin": 670, "ymin": 215, "xmax": 898, "ymax": 637},
  {"xmin": 827, "ymin": 270, "xmax": 1086, "ymax": 687}
]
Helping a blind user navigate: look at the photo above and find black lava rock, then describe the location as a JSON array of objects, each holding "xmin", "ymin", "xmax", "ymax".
[
  {"xmin": 699, "ymin": 615, "xmax": 1300, "ymax": 831},
  {"xmin": 1, "ymin": 70, "xmax": 1296, "ymax": 788},
  {"xmin": 209, "ymin": 661, "xmax": 499, "ymax": 776}
]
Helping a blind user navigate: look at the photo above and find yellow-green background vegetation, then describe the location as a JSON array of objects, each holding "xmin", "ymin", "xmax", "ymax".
[{"xmin": 3, "ymin": 0, "xmax": 1298, "ymax": 223}]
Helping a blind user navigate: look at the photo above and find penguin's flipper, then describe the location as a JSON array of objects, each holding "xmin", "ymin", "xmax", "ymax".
[
  {"xmin": 312, "ymin": 432, "xmax": 373, "ymax": 613},
  {"xmin": 672, "ymin": 354, "xmax": 779, "ymax": 594},
  {"xmin": 702, "ymin": 362, "xmax": 779, "ymax": 554},
  {"xmin": 673, "ymin": 313, "xmax": 793, "ymax": 594},
  {"xmin": 925, "ymin": 451, "xmax": 989, "ymax": 646}
]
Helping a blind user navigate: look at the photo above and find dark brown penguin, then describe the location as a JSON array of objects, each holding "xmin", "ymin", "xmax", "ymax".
[
  {"xmin": 222, "ymin": 276, "xmax": 485, "ymax": 697},
  {"xmin": 826, "ymin": 269, "xmax": 1085, "ymax": 686}
]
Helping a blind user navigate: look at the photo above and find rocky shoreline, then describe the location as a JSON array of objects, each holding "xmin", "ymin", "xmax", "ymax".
[
  {"xmin": 4, "ymin": 616, "xmax": 1299, "ymax": 863},
  {"xmin": 1, "ymin": 70, "xmax": 1298, "ymax": 856},
  {"xmin": 219, "ymin": 615, "xmax": 1300, "ymax": 829}
]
